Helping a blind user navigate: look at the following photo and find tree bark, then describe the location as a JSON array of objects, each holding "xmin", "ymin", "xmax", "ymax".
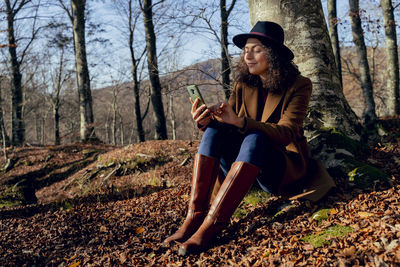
[
  {"xmin": 381, "ymin": 0, "xmax": 400, "ymax": 115},
  {"xmin": 0, "ymin": 77, "xmax": 10, "ymax": 147},
  {"xmin": 220, "ymin": 0, "xmax": 236, "ymax": 100},
  {"xmin": 328, "ymin": 0, "xmax": 342, "ymax": 88},
  {"xmin": 128, "ymin": 0, "xmax": 145, "ymax": 142},
  {"xmin": 348, "ymin": 0, "xmax": 377, "ymax": 126},
  {"xmin": 71, "ymin": 0, "xmax": 95, "ymax": 142},
  {"xmin": 52, "ymin": 47, "xmax": 65, "ymax": 146},
  {"xmin": 168, "ymin": 93, "xmax": 176, "ymax": 140},
  {"xmin": 119, "ymin": 119, "xmax": 124, "ymax": 145},
  {"xmin": 5, "ymin": 0, "xmax": 25, "ymax": 146},
  {"xmin": 248, "ymin": 0, "xmax": 360, "ymax": 139},
  {"xmin": 141, "ymin": 0, "xmax": 167, "ymax": 140},
  {"xmin": 112, "ymin": 88, "xmax": 117, "ymax": 145}
]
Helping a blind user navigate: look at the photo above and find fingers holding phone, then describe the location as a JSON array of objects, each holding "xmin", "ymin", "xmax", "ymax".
[{"xmin": 191, "ymin": 98, "xmax": 212, "ymax": 126}]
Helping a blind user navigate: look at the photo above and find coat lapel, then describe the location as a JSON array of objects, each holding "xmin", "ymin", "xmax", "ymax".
[
  {"xmin": 243, "ymin": 86, "xmax": 259, "ymax": 119},
  {"xmin": 261, "ymin": 89, "xmax": 285, "ymax": 122}
]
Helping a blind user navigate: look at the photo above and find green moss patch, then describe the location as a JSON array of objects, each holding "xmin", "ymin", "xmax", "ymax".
[
  {"xmin": 311, "ymin": 127, "xmax": 368, "ymax": 156},
  {"xmin": 233, "ymin": 188, "xmax": 270, "ymax": 218},
  {"xmin": 97, "ymin": 152, "xmax": 171, "ymax": 175},
  {"xmin": 302, "ymin": 225, "xmax": 353, "ymax": 248},
  {"xmin": 311, "ymin": 208, "xmax": 332, "ymax": 223}
]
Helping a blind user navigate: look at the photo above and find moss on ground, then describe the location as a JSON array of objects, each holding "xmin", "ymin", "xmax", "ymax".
[
  {"xmin": 311, "ymin": 127, "xmax": 368, "ymax": 155},
  {"xmin": 312, "ymin": 208, "xmax": 332, "ymax": 223},
  {"xmin": 302, "ymin": 225, "xmax": 353, "ymax": 248},
  {"xmin": 97, "ymin": 152, "xmax": 171, "ymax": 175},
  {"xmin": 233, "ymin": 188, "xmax": 270, "ymax": 218},
  {"xmin": 309, "ymin": 128, "xmax": 390, "ymax": 189}
]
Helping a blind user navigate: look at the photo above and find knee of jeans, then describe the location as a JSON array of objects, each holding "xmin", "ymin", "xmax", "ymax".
[
  {"xmin": 242, "ymin": 131, "xmax": 271, "ymax": 149},
  {"xmin": 202, "ymin": 126, "xmax": 220, "ymax": 139}
]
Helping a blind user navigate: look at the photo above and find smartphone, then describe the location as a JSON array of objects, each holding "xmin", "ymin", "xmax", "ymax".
[{"xmin": 187, "ymin": 85, "xmax": 206, "ymax": 106}]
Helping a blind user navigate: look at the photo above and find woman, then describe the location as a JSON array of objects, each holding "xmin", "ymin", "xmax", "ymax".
[{"xmin": 163, "ymin": 21, "xmax": 334, "ymax": 255}]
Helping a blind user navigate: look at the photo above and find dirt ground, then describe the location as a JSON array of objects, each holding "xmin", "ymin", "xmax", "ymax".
[{"xmin": 0, "ymin": 131, "xmax": 399, "ymax": 266}]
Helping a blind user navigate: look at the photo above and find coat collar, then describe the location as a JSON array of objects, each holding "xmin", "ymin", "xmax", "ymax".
[{"xmin": 243, "ymin": 84, "xmax": 286, "ymax": 122}]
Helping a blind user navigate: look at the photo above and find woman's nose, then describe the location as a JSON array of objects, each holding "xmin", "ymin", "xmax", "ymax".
[{"xmin": 245, "ymin": 52, "xmax": 253, "ymax": 60}]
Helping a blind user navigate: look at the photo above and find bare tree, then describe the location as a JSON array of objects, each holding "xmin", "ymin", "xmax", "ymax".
[
  {"xmin": 58, "ymin": 0, "xmax": 96, "ymax": 142},
  {"xmin": 328, "ymin": 0, "xmax": 342, "ymax": 88},
  {"xmin": 3, "ymin": 0, "xmax": 41, "ymax": 145},
  {"xmin": 140, "ymin": 0, "xmax": 167, "ymax": 140},
  {"xmin": 112, "ymin": 0, "xmax": 147, "ymax": 142},
  {"xmin": 349, "ymin": 0, "xmax": 377, "ymax": 126},
  {"xmin": 47, "ymin": 45, "xmax": 72, "ymax": 145},
  {"xmin": 381, "ymin": 0, "xmax": 400, "ymax": 115}
]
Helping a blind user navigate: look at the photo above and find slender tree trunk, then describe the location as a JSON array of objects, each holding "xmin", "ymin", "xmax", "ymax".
[
  {"xmin": 328, "ymin": 0, "xmax": 342, "ymax": 88},
  {"xmin": 348, "ymin": 0, "xmax": 377, "ymax": 126},
  {"xmin": 168, "ymin": 93, "xmax": 176, "ymax": 140},
  {"xmin": 220, "ymin": 0, "xmax": 236, "ymax": 100},
  {"xmin": 381, "ymin": 0, "xmax": 400, "ymax": 115},
  {"xmin": 105, "ymin": 115, "xmax": 110, "ymax": 144},
  {"xmin": 41, "ymin": 117, "xmax": 45, "ymax": 145},
  {"xmin": 0, "ymin": 77, "xmax": 10, "ymax": 147},
  {"xmin": 128, "ymin": 0, "xmax": 145, "ymax": 142},
  {"xmin": 141, "ymin": 0, "xmax": 167, "ymax": 140},
  {"xmin": 53, "ymin": 105, "xmax": 60, "ymax": 145},
  {"xmin": 112, "ymin": 90, "xmax": 117, "ymax": 145},
  {"xmin": 35, "ymin": 114, "xmax": 40, "ymax": 144},
  {"xmin": 248, "ymin": 0, "xmax": 360, "ymax": 139},
  {"xmin": 5, "ymin": 0, "xmax": 24, "ymax": 146},
  {"xmin": 119, "ymin": 120, "xmax": 124, "ymax": 145},
  {"xmin": 53, "ymin": 47, "xmax": 64, "ymax": 146},
  {"xmin": 71, "ymin": 0, "xmax": 95, "ymax": 142}
]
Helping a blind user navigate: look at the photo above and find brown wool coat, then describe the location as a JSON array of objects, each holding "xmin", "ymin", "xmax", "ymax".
[{"xmin": 214, "ymin": 74, "xmax": 335, "ymax": 202}]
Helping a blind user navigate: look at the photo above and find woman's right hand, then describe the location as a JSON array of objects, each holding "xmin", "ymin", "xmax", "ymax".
[{"xmin": 191, "ymin": 98, "xmax": 212, "ymax": 127}]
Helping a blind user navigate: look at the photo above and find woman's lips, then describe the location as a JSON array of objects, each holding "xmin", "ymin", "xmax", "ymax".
[{"xmin": 247, "ymin": 63, "xmax": 256, "ymax": 67}]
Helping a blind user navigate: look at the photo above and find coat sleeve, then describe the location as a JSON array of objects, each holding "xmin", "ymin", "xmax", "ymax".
[{"xmin": 240, "ymin": 78, "xmax": 312, "ymax": 146}]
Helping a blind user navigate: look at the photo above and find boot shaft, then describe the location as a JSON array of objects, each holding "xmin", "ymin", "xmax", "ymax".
[
  {"xmin": 189, "ymin": 154, "xmax": 219, "ymax": 212},
  {"xmin": 208, "ymin": 161, "xmax": 260, "ymax": 223}
]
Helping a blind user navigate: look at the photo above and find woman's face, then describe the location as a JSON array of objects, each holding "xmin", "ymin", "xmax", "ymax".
[{"xmin": 244, "ymin": 38, "xmax": 268, "ymax": 79}]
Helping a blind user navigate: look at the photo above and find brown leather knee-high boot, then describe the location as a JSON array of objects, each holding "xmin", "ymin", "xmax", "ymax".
[
  {"xmin": 178, "ymin": 161, "xmax": 260, "ymax": 255},
  {"xmin": 162, "ymin": 154, "xmax": 219, "ymax": 245}
]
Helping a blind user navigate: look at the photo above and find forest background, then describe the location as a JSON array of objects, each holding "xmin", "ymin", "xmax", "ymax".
[{"xmin": 1, "ymin": 0, "xmax": 400, "ymax": 265}]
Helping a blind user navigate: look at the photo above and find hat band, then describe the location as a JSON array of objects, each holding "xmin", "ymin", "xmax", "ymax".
[{"xmin": 250, "ymin": 32, "xmax": 275, "ymax": 41}]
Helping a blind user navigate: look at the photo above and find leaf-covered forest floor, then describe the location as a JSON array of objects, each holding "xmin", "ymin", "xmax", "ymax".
[{"xmin": 1, "ymin": 121, "xmax": 400, "ymax": 266}]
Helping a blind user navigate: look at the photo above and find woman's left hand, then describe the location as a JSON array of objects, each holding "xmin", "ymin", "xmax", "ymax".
[{"xmin": 212, "ymin": 102, "xmax": 245, "ymax": 128}]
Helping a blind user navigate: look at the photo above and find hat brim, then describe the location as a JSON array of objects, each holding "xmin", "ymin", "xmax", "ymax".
[{"xmin": 233, "ymin": 33, "xmax": 294, "ymax": 61}]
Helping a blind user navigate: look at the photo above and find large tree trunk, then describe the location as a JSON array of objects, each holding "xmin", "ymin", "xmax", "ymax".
[
  {"xmin": 381, "ymin": 0, "xmax": 400, "ymax": 116},
  {"xmin": 71, "ymin": 0, "xmax": 95, "ymax": 142},
  {"xmin": 248, "ymin": 0, "xmax": 360, "ymax": 139},
  {"xmin": 220, "ymin": 0, "xmax": 236, "ymax": 100},
  {"xmin": 328, "ymin": 0, "xmax": 342, "ymax": 88},
  {"xmin": 348, "ymin": 0, "xmax": 377, "ymax": 126},
  {"xmin": 128, "ymin": 0, "xmax": 145, "ymax": 142},
  {"xmin": 5, "ymin": 0, "xmax": 24, "ymax": 146},
  {"xmin": 141, "ymin": 0, "xmax": 167, "ymax": 140}
]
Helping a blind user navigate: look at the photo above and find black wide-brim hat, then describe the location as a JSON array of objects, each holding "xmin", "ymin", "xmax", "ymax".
[{"xmin": 233, "ymin": 21, "xmax": 294, "ymax": 61}]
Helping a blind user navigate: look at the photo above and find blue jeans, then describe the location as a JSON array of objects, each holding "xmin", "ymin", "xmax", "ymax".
[{"xmin": 198, "ymin": 124, "xmax": 286, "ymax": 194}]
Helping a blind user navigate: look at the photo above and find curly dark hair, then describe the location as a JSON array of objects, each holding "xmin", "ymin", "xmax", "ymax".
[{"xmin": 235, "ymin": 45, "xmax": 300, "ymax": 94}]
